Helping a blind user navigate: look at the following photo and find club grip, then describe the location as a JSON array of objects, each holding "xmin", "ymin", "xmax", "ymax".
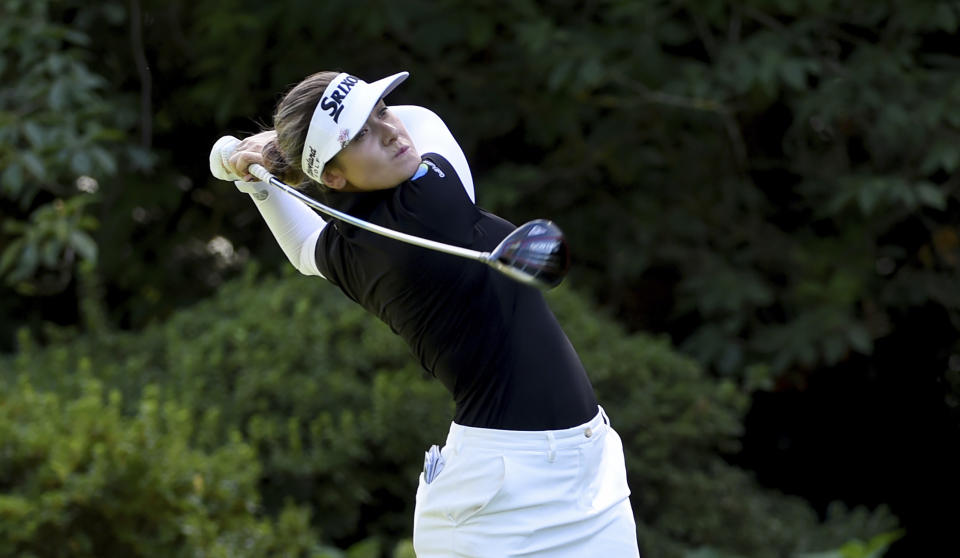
[{"xmin": 247, "ymin": 163, "xmax": 273, "ymax": 183}]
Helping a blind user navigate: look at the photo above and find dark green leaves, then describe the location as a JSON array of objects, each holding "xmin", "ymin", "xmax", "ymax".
[{"xmin": 0, "ymin": 0, "xmax": 128, "ymax": 294}]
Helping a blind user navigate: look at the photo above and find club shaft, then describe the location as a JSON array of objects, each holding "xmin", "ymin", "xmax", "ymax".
[{"xmin": 248, "ymin": 163, "xmax": 491, "ymax": 263}]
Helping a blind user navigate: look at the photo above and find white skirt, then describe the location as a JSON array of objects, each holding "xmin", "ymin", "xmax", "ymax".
[{"xmin": 413, "ymin": 407, "xmax": 640, "ymax": 557}]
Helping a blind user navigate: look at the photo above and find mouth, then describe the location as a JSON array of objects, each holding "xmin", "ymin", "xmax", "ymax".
[{"xmin": 394, "ymin": 146, "xmax": 409, "ymax": 158}]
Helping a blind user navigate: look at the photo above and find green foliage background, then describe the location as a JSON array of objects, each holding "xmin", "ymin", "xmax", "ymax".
[
  {"xmin": 1, "ymin": 0, "xmax": 958, "ymax": 556},
  {"xmin": 2, "ymin": 269, "xmax": 898, "ymax": 556}
]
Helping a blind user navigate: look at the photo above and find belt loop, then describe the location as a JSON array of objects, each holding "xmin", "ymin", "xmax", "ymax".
[{"xmin": 546, "ymin": 431, "xmax": 557, "ymax": 463}]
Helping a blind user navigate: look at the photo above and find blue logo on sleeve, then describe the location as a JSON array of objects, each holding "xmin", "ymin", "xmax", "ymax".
[{"xmin": 411, "ymin": 163, "xmax": 429, "ymax": 181}]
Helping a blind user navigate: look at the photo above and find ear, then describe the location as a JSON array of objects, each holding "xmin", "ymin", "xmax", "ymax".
[{"xmin": 321, "ymin": 166, "xmax": 347, "ymax": 190}]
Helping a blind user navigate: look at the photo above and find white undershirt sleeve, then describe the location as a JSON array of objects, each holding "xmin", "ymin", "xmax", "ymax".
[
  {"xmin": 393, "ymin": 105, "xmax": 476, "ymax": 202},
  {"xmin": 236, "ymin": 180, "xmax": 327, "ymax": 278}
]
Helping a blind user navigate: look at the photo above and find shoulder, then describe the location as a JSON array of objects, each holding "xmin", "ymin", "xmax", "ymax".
[
  {"xmin": 394, "ymin": 153, "xmax": 479, "ymax": 242},
  {"xmin": 392, "ymin": 105, "xmax": 475, "ymax": 202},
  {"xmin": 411, "ymin": 153, "xmax": 456, "ymax": 183},
  {"xmin": 402, "ymin": 153, "xmax": 467, "ymax": 206},
  {"xmin": 393, "ymin": 106, "xmax": 449, "ymax": 142}
]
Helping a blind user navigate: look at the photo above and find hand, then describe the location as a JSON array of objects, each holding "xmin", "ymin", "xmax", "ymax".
[{"xmin": 228, "ymin": 130, "xmax": 277, "ymax": 181}]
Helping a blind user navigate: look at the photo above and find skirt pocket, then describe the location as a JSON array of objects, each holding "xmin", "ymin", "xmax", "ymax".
[
  {"xmin": 579, "ymin": 428, "xmax": 632, "ymax": 512},
  {"xmin": 424, "ymin": 449, "xmax": 507, "ymax": 526}
]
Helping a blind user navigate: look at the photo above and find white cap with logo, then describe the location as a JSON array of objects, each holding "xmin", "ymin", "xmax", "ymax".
[{"xmin": 301, "ymin": 71, "xmax": 409, "ymax": 183}]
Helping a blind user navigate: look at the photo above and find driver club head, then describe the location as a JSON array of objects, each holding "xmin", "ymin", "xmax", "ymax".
[{"xmin": 488, "ymin": 219, "xmax": 570, "ymax": 289}]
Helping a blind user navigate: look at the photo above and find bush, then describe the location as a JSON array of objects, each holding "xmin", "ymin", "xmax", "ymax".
[
  {"xmin": 3, "ymin": 268, "xmax": 898, "ymax": 556},
  {"xmin": 0, "ymin": 377, "xmax": 320, "ymax": 557},
  {"xmin": 546, "ymin": 285, "xmax": 899, "ymax": 557},
  {"xmin": 7, "ymin": 266, "xmax": 452, "ymax": 547}
]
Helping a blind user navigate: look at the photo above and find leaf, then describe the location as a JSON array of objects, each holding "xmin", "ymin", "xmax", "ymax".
[
  {"xmin": 580, "ymin": 57, "xmax": 605, "ymax": 89},
  {"xmin": 822, "ymin": 334, "xmax": 847, "ymax": 365},
  {"xmin": 9, "ymin": 241, "xmax": 38, "ymax": 282},
  {"xmin": 2, "ymin": 218, "xmax": 25, "ymax": 233},
  {"xmin": 71, "ymin": 151, "xmax": 93, "ymax": 175},
  {"xmin": 846, "ymin": 325, "xmax": 872, "ymax": 354},
  {"xmin": 2, "ymin": 163, "xmax": 24, "ymax": 198},
  {"xmin": 717, "ymin": 342, "xmax": 743, "ymax": 375},
  {"xmin": 41, "ymin": 239, "xmax": 61, "ymax": 267},
  {"xmin": 21, "ymin": 152, "xmax": 46, "ymax": 180},
  {"xmin": 799, "ymin": 525, "xmax": 903, "ymax": 556},
  {"xmin": 346, "ymin": 537, "xmax": 380, "ymax": 558},
  {"xmin": 941, "ymin": 145, "xmax": 960, "ymax": 173},
  {"xmin": 935, "ymin": 3, "xmax": 958, "ymax": 32},
  {"xmin": 48, "ymin": 79, "xmax": 70, "ymax": 111},
  {"xmin": 22, "ymin": 121, "xmax": 45, "ymax": 148},
  {"xmin": 915, "ymin": 182, "xmax": 946, "ymax": 211},
  {"xmin": 127, "ymin": 147, "xmax": 155, "ymax": 171},
  {"xmin": 62, "ymin": 29, "xmax": 91, "ymax": 47},
  {"xmin": 780, "ymin": 59, "xmax": 807, "ymax": 90},
  {"xmin": 69, "ymin": 230, "xmax": 98, "ymax": 262},
  {"xmin": 863, "ymin": 529, "xmax": 905, "ymax": 555},
  {"xmin": 920, "ymin": 141, "xmax": 960, "ymax": 175},
  {"xmin": 102, "ymin": 3, "xmax": 127, "ymax": 24},
  {"xmin": 0, "ymin": 238, "xmax": 25, "ymax": 275},
  {"xmin": 90, "ymin": 128, "xmax": 126, "ymax": 142},
  {"xmin": 856, "ymin": 185, "xmax": 878, "ymax": 215},
  {"xmin": 0, "ymin": 495, "xmax": 31, "ymax": 520},
  {"xmin": 90, "ymin": 146, "xmax": 117, "ymax": 175}
]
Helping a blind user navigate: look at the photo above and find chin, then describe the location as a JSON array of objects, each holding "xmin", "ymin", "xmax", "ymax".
[{"xmin": 401, "ymin": 152, "xmax": 422, "ymax": 176}]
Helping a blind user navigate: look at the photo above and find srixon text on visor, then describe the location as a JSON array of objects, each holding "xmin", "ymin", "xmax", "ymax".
[{"xmin": 321, "ymin": 75, "xmax": 360, "ymax": 123}]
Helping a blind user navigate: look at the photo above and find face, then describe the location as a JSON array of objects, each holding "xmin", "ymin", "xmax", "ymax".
[{"xmin": 322, "ymin": 101, "xmax": 421, "ymax": 192}]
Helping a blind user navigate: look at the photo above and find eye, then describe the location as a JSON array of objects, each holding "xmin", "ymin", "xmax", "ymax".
[
  {"xmin": 355, "ymin": 128, "xmax": 368, "ymax": 139},
  {"xmin": 378, "ymin": 106, "xmax": 389, "ymax": 118}
]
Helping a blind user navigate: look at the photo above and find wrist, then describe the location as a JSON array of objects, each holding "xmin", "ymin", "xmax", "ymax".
[{"xmin": 235, "ymin": 180, "xmax": 270, "ymax": 201}]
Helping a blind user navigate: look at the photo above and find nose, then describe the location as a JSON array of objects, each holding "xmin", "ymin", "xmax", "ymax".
[{"xmin": 379, "ymin": 121, "xmax": 399, "ymax": 145}]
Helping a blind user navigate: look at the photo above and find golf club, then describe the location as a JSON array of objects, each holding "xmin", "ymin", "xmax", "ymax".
[{"xmin": 211, "ymin": 136, "xmax": 569, "ymax": 289}]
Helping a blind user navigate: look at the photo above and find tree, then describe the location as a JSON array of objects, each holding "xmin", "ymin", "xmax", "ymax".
[{"xmin": 0, "ymin": 0, "xmax": 141, "ymax": 295}]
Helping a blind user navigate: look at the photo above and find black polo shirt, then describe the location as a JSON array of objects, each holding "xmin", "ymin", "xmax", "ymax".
[{"xmin": 314, "ymin": 153, "xmax": 597, "ymax": 430}]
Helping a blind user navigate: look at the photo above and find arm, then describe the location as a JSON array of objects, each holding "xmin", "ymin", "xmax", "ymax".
[
  {"xmin": 392, "ymin": 105, "xmax": 476, "ymax": 203},
  {"xmin": 235, "ymin": 179, "xmax": 327, "ymax": 277},
  {"xmin": 225, "ymin": 131, "xmax": 327, "ymax": 278}
]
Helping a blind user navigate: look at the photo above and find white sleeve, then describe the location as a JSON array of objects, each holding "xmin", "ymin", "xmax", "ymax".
[
  {"xmin": 236, "ymin": 180, "xmax": 327, "ymax": 278},
  {"xmin": 392, "ymin": 105, "xmax": 475, "ymax": 203}
]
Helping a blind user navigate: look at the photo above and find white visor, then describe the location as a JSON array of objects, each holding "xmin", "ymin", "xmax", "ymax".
[{"xmin": 301, "ymin": 71, "xmax": 409, "ymax": 183}]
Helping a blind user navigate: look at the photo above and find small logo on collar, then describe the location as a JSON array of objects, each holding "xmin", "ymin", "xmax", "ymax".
[{"xmin": 423, "ymin": 159, "xmax": 445, "ymax": 178}]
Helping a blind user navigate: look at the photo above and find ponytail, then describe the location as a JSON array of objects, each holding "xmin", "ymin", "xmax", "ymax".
[
  {"xmin": 270, "ymin": 70, "xmax": 341, "ymax": 191},
  {"xmin": 262, "ymin": 138, "xmax": 306, "ymax": 186}
]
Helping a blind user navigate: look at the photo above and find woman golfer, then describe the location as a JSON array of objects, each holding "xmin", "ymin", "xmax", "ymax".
[{"xmin": 222, "ymin": 70, "xmax": 641, "ymax": 557}]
